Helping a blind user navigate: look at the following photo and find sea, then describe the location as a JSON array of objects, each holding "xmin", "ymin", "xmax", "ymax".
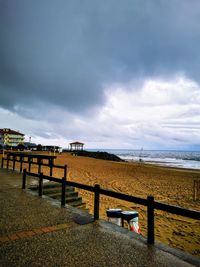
[{"xmin": 89, "ymin": 149, "xmax": 200, "ymax": 170}]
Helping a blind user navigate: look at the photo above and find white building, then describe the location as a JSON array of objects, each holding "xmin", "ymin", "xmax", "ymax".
[{"xmin": 0, "ymin": 128, "xmax": 24, "ymax": 147}]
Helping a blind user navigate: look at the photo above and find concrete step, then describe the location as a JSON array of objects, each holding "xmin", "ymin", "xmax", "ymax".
[
  {"xmin": 39, "ymin": 182, "xmax": 70, "ymax": 190},
  {"xmin": 49, "ymin": 193, "xmax": 82, "ymax": 204},
  {"xmin": 29, "ymin": 182, "xmax": 75, "ymax": 193},
  {"xmin": 40, "ymin": 182, "xmax": 61, "ymax": 189},
  {"xmin": 74, "ymin": 202, "xmax": 88, "ymax": 210},
  {"xmin": 47, "ymin": 191, "xmax": 78, "ymax": 199},
  {"xmin": 65, "ymin": 197, "xmax": 83, "ymax": 207},
  {"xmin": 42, "ymin": 186, "xmax": 75, "ymax": 194},
  {"xmin": 29, "ymin": 181, "xmax": 88, "ymax": 211},
  {"xmin": 66, "ymin": 196, "xmax": 82, "ymax": 203}
]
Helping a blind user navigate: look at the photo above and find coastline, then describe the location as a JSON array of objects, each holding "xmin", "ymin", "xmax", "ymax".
[
  {"xmin": 99, "ymin": 149, "xmax": 200, "ymax": 170},
  {"xmin": 126, "ymin": 159, "xmax": 200, "ymax": 173},
  {"xmin": 1, "ymin": 152, "xmax": 200, "ymax": 257}
]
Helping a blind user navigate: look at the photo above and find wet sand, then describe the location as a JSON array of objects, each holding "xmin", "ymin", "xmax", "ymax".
[{"xmin": 2, "ymin": 152, "xmax": 200, "ymax": 257}]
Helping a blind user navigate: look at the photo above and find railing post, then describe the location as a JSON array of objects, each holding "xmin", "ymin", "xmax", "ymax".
[
  {"xmin": 64, "ymin": 165, "xmax": 67, "ymax": 180},
  {"xmin": 50, "ymin": 164, "xmax": 53, "ymax": 177},
  {"xmin": 61, "ymin": 177, "xmax": 66, "ymax": 207},
  {"xmin": 22, "ymin": 168, "xmax": 27, "ymax": 189},
  {"xmin": 1, "ymin": 157, "xmax": 4, "ymax": 168},
  {"xmin": 28, "ymin": 159, "xmax": 31, "ymax": 172},
  {"xmin": 121, "ymin": 218, "xmax": 124, "ymax": 228},
  {"xmin": 39, "ymin": 172, "xmax": 43, "ymax": 197},
  {"xmin": 198, "ymin": 180, "xmax": 200, "ymax": 201},
  {"xmin": 147, "ymin": 196, "xmax": 154, "ymax": 244},
  {"xmin": 94, "ymin": 184, "xmax": 100, "ymax": 221},
  {"xmin": 193, "ymin": 180, "xmax": 200, "ymax": 201},
  {"xmin": 193, "ymin": 180, "xmax": 197, "ymax": 201},
  {"xmin": 13, "ymin": 156, "xmax": 16, "ymax": 171},
  {"xmin": 7, "ymin": 155, "xmax": 9, "ymax": 169},
  {"xmin": 38, "ymin": 159, "xmax": 42, "ymax": 174},
  {"xmin": 20, "ymin": 156, "xmax": 23, "ymax": 173}
]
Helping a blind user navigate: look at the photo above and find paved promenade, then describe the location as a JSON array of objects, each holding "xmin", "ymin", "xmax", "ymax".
[{"xmin": 0, "ymin": 168, "xmax": 199, "ymax": 267}]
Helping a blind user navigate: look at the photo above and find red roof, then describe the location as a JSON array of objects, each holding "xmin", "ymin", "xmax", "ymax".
[{"xmin": 0, "ymin": 128, "xmax": 24, "ymax": 136}]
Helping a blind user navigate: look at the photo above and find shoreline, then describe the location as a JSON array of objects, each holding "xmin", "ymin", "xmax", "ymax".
[
  {"xmin": 97, "ymin": 149, "xmax": 200, "ymax": 170},
  {"xmin": 125, "ymin": 159, "xmax": 200, "ymax": 173},
  {"xmin": 1, "ymin": 152, "xmax": 200, "ymax": 257}
]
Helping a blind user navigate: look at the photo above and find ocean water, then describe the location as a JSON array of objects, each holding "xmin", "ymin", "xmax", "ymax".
[{"xmin": 90, "ymin": 149, "xmax": 200, "ymax": 170}]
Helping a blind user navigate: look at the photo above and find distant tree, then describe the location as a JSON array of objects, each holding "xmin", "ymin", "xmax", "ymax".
[
  {"xmin": 17, "ymin": 143, "xmax": 25, "ymax": 151},
  {"xmin": 5, "ymin": 144, "xmax": 11, "ymax": 150},
  {"xmin": 37, "ymin": 144, "xmax": 43, "ymax": 151}
]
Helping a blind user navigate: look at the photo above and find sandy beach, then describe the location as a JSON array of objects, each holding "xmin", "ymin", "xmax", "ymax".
[{"xmin": 2, "ymin": 152, "xmax": 200, "ymax": 257}]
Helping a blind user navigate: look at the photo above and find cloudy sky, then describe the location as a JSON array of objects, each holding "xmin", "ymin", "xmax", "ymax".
[{"xmin": 0, "ymin": 0, "xmax": 200, "ymax": 150}]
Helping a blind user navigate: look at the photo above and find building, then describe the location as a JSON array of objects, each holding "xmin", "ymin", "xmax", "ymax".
[
  {"xmin": 69, "ymin": 141, "xmax": 84, "ymax": 151},
  {"xmin": 0, "ymin": 128, "xmax": 24, "ymax": 147},
  {"xmin": 42, "ymin": 145, "xmax": 61, "ymax": 152}
]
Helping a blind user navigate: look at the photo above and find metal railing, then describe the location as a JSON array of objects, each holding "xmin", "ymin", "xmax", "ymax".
[{"xmin": 22, "ymin": 169, "xmax": 200, "ymax": 245}]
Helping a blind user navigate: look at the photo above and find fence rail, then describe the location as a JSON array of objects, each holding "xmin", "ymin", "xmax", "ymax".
[
  {"xmin": 1, "ymin": 156, "xmax": 67, "ymax": 179},
  {"xmin": 100, "ymin": 188, "xmax": 148, "ymax": 206},
  {"xmin": 22, "ymin": 169, "xmax": 200, "ymax": 245}
]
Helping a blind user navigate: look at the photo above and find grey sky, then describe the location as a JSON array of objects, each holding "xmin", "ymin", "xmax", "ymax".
[{"xmin": 0, "ymin": 0, "xmax": 200, "ymax": 149}]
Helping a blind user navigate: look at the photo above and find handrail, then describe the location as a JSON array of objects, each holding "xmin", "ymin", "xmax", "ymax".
[
  {"xmin": 26, "ymin": 171, "xmax": 96, "ymax": 192},
  {"xmin": 65, "ymin": 180, "xmax": 95, "ymax": 192},
  {"xmin": 154, "ymin": 201, "xmax": 200, "ymax": 220},
  {"xmin": 26, "ymin": 172, "xmax": 40, "ymax": 178},
  {"xmin": 1, "ymin": 156, "xmax": 67, "ymax": 179},
  {"xmin": 22, "ymin": 169, "xmax": 200, "ymax": 245},
  {"xmin": 100, "ymin": 188, "xmax": 148, "ymax": 206}
]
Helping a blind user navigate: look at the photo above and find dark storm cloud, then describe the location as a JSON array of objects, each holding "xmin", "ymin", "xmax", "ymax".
[{"xmin": 0, "ymin": 0, "xmax": 200, "ymax": 117}]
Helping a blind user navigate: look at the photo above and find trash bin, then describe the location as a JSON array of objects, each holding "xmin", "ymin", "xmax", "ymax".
[
  {"xmin": 106, "ymin": 208, "xmax": 122, "ymax": 226},
  {"xmin": 121, "ymin": 211, "xmax": 140, "ymax": 234}
]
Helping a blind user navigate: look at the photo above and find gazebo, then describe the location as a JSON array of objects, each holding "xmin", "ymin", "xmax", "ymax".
[{"xmin": 69, "ymin": 141, "xmax": 84, "ymax": 151}]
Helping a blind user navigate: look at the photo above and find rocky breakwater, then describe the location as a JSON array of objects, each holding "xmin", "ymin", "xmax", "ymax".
[{"xmin": 73, "ymin": 151, "xmax": 124, "ymax": 162}]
